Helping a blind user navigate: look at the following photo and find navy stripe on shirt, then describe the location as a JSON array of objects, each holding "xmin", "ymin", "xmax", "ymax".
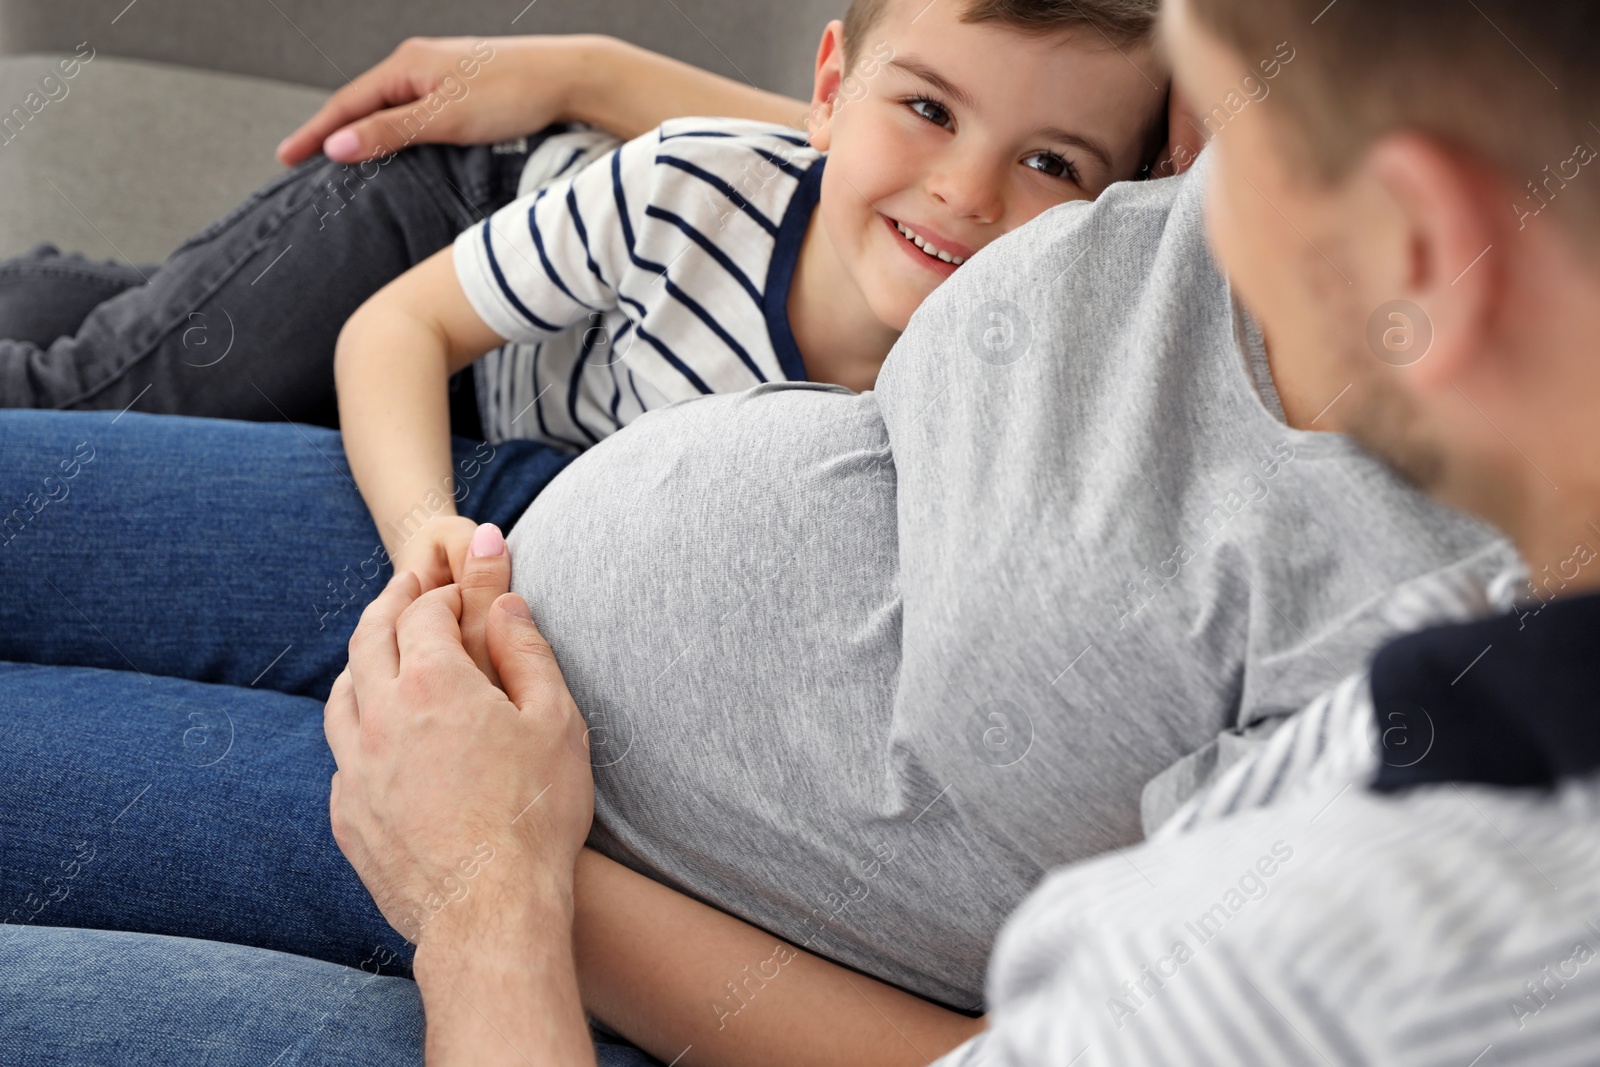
[
  {"xmin": 655, "ymin": 156, "xmax": 780, "ymax": 237},
  {"xmin": 454, "ymin": 118, "xmax": 827, "ymax": 451}
]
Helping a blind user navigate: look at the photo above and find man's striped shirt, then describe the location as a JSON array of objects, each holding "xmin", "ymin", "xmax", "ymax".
[
  {"xmin": 453, "ymin": 118, "xmax": 824, "ymax": 448},
  {"xmin": 937, "ymin": 568, "xmax": 1600, "ymax": 1065}
]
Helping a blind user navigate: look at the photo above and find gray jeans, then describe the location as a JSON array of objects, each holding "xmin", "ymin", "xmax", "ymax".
[{"xmin": 0, "ymin": 138, "xmax": 541, "ymax": 431}]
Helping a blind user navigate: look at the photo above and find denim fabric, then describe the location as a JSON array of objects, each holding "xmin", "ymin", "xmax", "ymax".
[
  {"xmin": 0, "ymin": 139, "xmax": 536, "ymax": 430},
  {"xmin": 0, "ymin": 664, "xmax": 662, "ymax": 1065},
  {"xmin": 0, "ymin": 925, "xmax": 427, "ymax": 1065},
  {"xmin": 0, "ymin": 409, "xmax": 572, "ymax": 699},
  {"xmin": 0, "ymin": 660, "xmax": 414, "ymax": 975},
  {"xmin": 0, "ymin": 925, "xmax": 658, "ymax": 1065}
]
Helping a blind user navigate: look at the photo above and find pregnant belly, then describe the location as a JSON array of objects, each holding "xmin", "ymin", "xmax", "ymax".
[{"xmin": 506, "ymin": 383, "xmax": 1023, "ymax": 1009}]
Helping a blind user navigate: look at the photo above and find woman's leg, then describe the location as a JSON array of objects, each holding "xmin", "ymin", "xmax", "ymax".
[
  {"xmin": 0, "ymin": 139, "xmax": 532, "ymax": 428},
  {"xmin": 0, "ymin": 409, "xmax": 571, "ymax": 698},
  {"xmin": 0, "ymin": 927, "xmax": 661, "ymax": 1066},
  {"xmin": 0, "ymin": 927, "xmax": 427, "ymax": 1065},
  {"xmin": 0, "ymin": 666, "xmax": 663, "ymax": 1066},
  {"xmin": 0, "ymin": 661, "xmax": 410, "ymax": 974}
]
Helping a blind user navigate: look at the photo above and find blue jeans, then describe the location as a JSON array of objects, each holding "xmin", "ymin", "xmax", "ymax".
[
  {"xmin": 3, "ymin": 929, "xmax": 655, "ymax": 1067},
  {"xmin": 0, "ymin": 411, "xmax": 662, "ymax": 1061},
  {"xmin": 0, "ymin": 409, "xmax": 570, "ymax": 698},
  {"xmin": 0, "ymin": 667, "xmax": 655, "ymax": 1066},
  {"xmin": 1, "ymin": 925, "xmax": 429, "ymax": 1065}
]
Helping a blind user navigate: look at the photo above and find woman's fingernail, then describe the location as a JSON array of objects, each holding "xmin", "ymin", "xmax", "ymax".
[
  {"xmin": 497, "ymin": 594, "xmax": 532, "ymax": 620},
  {"xmin": 468, "ymin": 523, "xmax": 505, "ymax": 558},
  {"xmin": 324, "ymin": 129, "xmax": 360, "ymax": 159},
  {"xmin": 275, "ymin": 136, "xmax": 292, "ymax": 158}
]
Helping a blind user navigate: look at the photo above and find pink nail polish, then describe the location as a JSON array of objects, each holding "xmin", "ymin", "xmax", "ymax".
[
  {"xmin": 468, "ymin": 523, "xmax": 505, "ymax": 558},
  {"xmin": 324, "ymin": 129, "xmax": 360, "ymax": 159}
]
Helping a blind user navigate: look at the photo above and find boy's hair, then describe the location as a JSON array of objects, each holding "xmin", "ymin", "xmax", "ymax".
[
  {"xmin": 1188, "ymin": 0, "xmax": 1600, "ymax": 232},
  {"xmin": 842, "ymin": 0, "xmax": 1159, "ymax": 64}
]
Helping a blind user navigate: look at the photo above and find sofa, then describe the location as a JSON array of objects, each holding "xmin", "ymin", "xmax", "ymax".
[{"xmin": 0, "ymin": 0, "xmax": 836, "ymax": 263}]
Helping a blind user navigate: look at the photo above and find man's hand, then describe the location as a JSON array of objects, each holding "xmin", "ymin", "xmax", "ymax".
[
  {"xmin": 276, "ymin": 35, "xmax": 606, "ymax": 166},
  {"xmin": 324, "ymin": 562, "xmax": 594, "ymax": 948}
]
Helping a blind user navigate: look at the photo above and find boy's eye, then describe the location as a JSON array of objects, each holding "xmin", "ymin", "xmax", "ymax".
[
  {"xmin": 907, "ymin": 98, "xmax": 952, "ymax": 128},
  {"xmin": 1023, "ymin": 150, "xmax": 1082, "ymax": 186}
]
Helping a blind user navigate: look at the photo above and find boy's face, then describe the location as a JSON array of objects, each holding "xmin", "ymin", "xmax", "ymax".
[{"xmin": 808, "ymin": 0, "xmax": 1167, "ymax": 331}]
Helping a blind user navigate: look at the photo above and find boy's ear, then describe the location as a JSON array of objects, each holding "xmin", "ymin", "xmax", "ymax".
[{"xmin": 808, "ymin": 19, "xmax": 847, "ymax": 151}]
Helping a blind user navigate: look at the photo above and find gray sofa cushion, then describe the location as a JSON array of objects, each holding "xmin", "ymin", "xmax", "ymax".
[
  {"xmin": 0, "ymin": 0, "xmax": 837, "ymax": 98},
  {"xmin": 0, "ymin": 55, "xmax": 325, "ymax": 261},
  {"xmin": 0, "ymin": 0, "xmax": 842, "ymax": 260}
]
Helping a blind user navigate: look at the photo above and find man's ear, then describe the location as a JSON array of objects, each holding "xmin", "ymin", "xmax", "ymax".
[
  {"xmin": 1363, "ymin": 133, "xmax": 1504, "ymax": 395},
  {"xmin": 808, "ymin": 20, "xmax": 847, "ymax": 151}
]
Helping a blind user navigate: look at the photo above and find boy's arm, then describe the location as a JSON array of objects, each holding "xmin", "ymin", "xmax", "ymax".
[
  {"xmin": 338, "ymin": 134, "xmax": 647, "ymax": 587},
  {"xmin": 334, "ymin": 248, "xmax": 505, "ymax": 584}
]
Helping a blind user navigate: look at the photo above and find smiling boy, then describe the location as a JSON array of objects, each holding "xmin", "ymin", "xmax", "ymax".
[{"xmin": 334, "ymin": 0, "xmax": 1168, "ymax": 582}]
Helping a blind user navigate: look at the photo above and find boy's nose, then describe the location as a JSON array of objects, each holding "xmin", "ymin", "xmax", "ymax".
[{"xmin": 926, "ymin": 150, "xmax": 1005, "ymax": 225}]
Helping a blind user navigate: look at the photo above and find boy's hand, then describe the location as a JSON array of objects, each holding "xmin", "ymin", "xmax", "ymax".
[{"xmin": 389, "ymin": 513, "xmax": 480, "ymax": 592}]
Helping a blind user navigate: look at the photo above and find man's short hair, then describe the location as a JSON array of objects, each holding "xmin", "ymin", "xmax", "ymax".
[
  {"xmin": 1189, "ymin": 0, "xmax": 1600, "ymax": 233},
  {"xmin": 842, "ymin": 0, "xmax": 1160, "ymax": 64}
]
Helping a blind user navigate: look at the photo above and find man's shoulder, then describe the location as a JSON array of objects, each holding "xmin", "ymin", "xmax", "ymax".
[{"xmin": 988, "ymin": 775, "xmax": 1600, "ymax": 1061}]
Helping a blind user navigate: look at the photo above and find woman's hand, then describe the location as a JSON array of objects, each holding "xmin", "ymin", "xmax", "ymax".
[
  {"xmin": 278, "ymin": 34, "xmax": 810, "ymax": 168},
  {"xmin": 277, "ymin": 35, "xmax": 609, "ymax": 166},
  {"xmin": 387, "ymin": 513, "xmax": 480, "ymax": 595},
  {"xmin": 388, "ymin": 520, "xmax": 514, "ymax": 687},
  {"xmin": 454, "ymin": 522, "xmax": 516, "ymax": 688},
  {"xmin": 324, "ymin": 565, "xmax": 594, "ymax": 947}
]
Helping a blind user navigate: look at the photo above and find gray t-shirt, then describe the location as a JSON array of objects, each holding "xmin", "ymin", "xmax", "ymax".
[{"xmin": 507, "ymin": 152, "xmax": 1503, "ymax": 1010}]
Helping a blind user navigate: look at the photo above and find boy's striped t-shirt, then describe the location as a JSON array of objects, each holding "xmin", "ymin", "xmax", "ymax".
[{"xmin": 453, "ymin": 117, "xmax": 825, "ymax": 449}]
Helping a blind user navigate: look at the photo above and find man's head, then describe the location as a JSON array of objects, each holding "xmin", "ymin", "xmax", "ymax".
[
  {"xmin": 806, "ymin": 0, "xmax": 1169, "ymax": 330},
  {"xmin": 1165, "ymin": 0, "xmax": 1600, "ymax": 579}
]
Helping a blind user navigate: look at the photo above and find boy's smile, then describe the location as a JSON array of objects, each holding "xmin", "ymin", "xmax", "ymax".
[
  {"xmin": 885, "ymin": 214, "xmax": 969, "ymax": 276},
  {"xmin": 804, "ymin": 0, "xmax": 1168, "ymax": 337}
]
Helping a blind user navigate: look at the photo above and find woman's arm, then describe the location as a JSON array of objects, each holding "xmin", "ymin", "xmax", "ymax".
[
  {"xmin": 442, "ymin": 538, "xmax": 988, "ymax": 1066},
  {"xmin": 438, "ymin": 537, "xmax": 979, "ymax": 1062},
  {"xmin": 278, "ymin": 35, "xmax": 809, "ymax": 167},
  {"xmin": 565, "ymin": 36, "xmax": 808, "ymax": 141},
  {"xmin": 573, "ymin": 848, "xmax": 984, "ymax": 1067}
]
